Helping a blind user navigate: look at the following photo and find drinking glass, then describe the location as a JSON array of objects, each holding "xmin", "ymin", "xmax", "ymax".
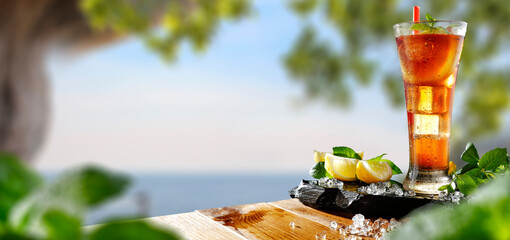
[{"xmin": 393, "ymin": 21, "xmax": 467, "ymax": 194}]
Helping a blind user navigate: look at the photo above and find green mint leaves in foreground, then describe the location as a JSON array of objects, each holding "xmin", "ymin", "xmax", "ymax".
[
  {"xmin": 409, "ymin": 13, "xmax": 449, "ymax": 34},
  {"xmin": 309, "ymin": 146, "xmax": 402, "ymax": 179},
  {"xmin": 439, "ymin": 142, "xmax": 509, "ymax": 195},
  {"xmin": 387, "ymin": 174, "xmax": 510, "ymax": 240},
  {"xmin": 0, "ymin": 154, "xmax": 182, "ymax": 240}
]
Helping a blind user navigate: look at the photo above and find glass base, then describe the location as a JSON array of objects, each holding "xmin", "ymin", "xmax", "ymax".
[{"xmin": 403, "ymin": 168, "xmax": 451, "ymax": 195}]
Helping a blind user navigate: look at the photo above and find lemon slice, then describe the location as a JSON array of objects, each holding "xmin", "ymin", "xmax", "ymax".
[
  {"xmin": 356, "ymin": 161, "xmax": 392, "ymax": 183},
  {"xmin": 324, "ymin": 154, "xmax": 358, "ymax": 181},
  {"xmin": 314, "ymin": 151, "xmax": 330, "ymax": 163}
]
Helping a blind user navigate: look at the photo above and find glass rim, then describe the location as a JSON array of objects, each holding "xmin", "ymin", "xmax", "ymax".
[{"xmin": 393, "ymin": 20, "xmax": 467, "ymax": 29}]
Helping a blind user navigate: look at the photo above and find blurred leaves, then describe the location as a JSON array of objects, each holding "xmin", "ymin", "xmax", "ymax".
[
  {"xmin": 0, "ymin": 154, "xmax": 180, "ymax": 240},
  {"xmin": 285, "ymin": 0, "xmax": 510, "ymax": 139},
  {"xmin": 80, "ymin": 0, "xmax": 252, "ymax": 61},
  {"xmin": 78, "ymin": 0, "xmax": 510, "ymax": 139},
  {"xmin": 88, "ymin": 221, "xmax": 181, "ymax": 240},
  {"xmin": 0, "ymin": 154, "xmax": 41, "ymax": 223},
  {"xmin": 387, "ymin": 173, "xmax": 510, "ymax": 240}
]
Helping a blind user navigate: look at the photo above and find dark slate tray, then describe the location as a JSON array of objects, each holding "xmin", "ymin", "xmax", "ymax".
[{"xmin": 289, "ymin": 180, "xmax": 444, "ymax": 219}]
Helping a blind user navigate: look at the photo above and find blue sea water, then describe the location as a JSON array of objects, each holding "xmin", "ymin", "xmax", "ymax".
[{"xmin": 86, "ymin": 173, "xmax": 309, "ymax": 225}]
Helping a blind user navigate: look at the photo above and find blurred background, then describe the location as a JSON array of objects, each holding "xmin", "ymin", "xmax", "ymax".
[{"xmin": 1, "ymin": 0, "xmax": 509, "ymax": 224}]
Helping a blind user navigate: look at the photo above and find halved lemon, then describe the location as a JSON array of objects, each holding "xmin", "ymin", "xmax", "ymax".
[
  {"xmin": 314, "ymin": 151, "xmax": 329, "ymax": 163},
  {"xmin": 324, "ymin": 154, "xmax": 358, "ymax": 181},
  {"xmin": 356, "ymin": 161, "xmax": 392, "ymax": 183}
]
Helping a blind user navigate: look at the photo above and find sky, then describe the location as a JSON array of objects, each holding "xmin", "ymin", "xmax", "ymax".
[{"xmin": 35, "ymin": 1, "xmax": 411, "ymax": 174}]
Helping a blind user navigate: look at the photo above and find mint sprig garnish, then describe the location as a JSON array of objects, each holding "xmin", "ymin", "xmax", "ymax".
[
  {"xmin": 409, "ymin": 13, "xmax": 448, "ymax": 34},
  {"xmin": 439, "ymin": 142, "xmax": 509, "ymax": 195}
]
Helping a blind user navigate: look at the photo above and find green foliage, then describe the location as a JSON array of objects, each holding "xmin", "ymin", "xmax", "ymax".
[
  {"xmin": 387, "ymin": 173, "xmax": 510, "ymax": 240},
  {"xmin": 0, "ymin": 154, "xmax": 41, "ymax": 223},
  {"xmin": 0, "ymin": 155, "xmax": 181, "ymax": 240},
  {"xmin": 51, "ymin": 167, "xmax": 130, "ymax": 207},
  {"xmin": 309, "ymin": 161, "xmax": 332, "ymax": 179},
  {"xmin": 79, "ymin": 0, "xmax": 252, "ymax": 61},
  {"xmin": 332, "ymin": 146, "xmax": 362, "ymax": 160},
  {"xmin": 440, "ymin": 142, "xmax": 509, "ymax": 195},
  {"xmin": 88, "ymin": 221, "xmax": 181, "ymax": 240},
  {"xmin": 78, "ymin": 1, "xmax": 510, "ymax": 140},
  {"xmin": 461, "ymin": 142, "xmax": 480, "ymax": 163},
  {"xmin": 285, "ymin": 0, "xmax": 510, "ymax": 140}
]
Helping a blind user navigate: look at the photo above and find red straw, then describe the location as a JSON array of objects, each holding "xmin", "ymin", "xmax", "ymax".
[
  {"xmin": 413, "ymin": 6, "xmax": 420, "ymax": 22},
  {"xmin": 413, "ymin": 6, "xmax": 420, "ymax": 34}
]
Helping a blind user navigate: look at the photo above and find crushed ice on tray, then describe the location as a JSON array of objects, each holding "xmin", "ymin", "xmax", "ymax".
[
  {"xmin": 357, "ymin": 181, "xmax": 412, "ymax": 197},
  {"xmin": 315, "ymin": 177, "xmax": 345, "ymax": 189},
  {"xmin": 315, "ymin": 179, "xmax": 467, "ymax": 203},
  {"xmin": 336, "ymin": 213, "xmax": 397, "ymax": 240},
  {"xmin": 439, "ymin": 190, "xmax": 465, "ymax": 203}
]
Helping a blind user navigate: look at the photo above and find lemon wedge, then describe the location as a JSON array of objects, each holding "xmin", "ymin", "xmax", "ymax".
[
  {"xmin": 314, "ymin": 151, "xmax": 330, "ymax": 163},
  {"xmin": 324, "ymin": 154, "xmax": 358, "ymax": 181},
  {"xmin": 356, "ymin": 161, "xmax": 392, "ymax": 183}
]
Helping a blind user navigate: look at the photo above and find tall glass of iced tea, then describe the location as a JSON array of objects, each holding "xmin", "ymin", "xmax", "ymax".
[{"xmin": 393, "ymin": 21, "xmax": 467, "ymax": 194}]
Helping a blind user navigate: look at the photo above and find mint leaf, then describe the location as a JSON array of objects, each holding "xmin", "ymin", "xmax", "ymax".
[
  {"xmin": 461, "ymin": 142, "xmax": 480, "ymax": 163},
  {"xmin": 309, "ymin": 162, "xmax": 331, "ymax": 179},
  {"xmin": 332, "ymin": 146, "xmax": 361, "ymax": 160},
  {"xmin": 425, "ymin": 13, "xmax": 436, "ymax": 27},
  {"xmin": 366, "ymin": 154, "xmax": 386, "ymax": 161},
  {"xmin": 464, "ymin": 168, "xmax": 485, "ymax": 179},
  {"xmin": 456, "ymin": 174, "xmax": 477, "ymax": 195},
  {"xmin": 438, "ymin": 184, "xmax": 455, "ymax": 193},
  {"xmin": 460, "ymin": 162, "xmax": 478, "ymax": 174},
  {"xmin": 409, "ymin": 23, "xmax": 432, "ymax": 31},
  {"xmin": 479, "ymin": 148, "xmax": 508, "ymax": 171},
  {"xmin": 425, "ymin": 13, "xmax": 436, "ymax": 21}
]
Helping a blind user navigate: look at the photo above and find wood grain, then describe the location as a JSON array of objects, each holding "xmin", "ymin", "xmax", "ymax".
[
  {"xmin": 269, "ymin": 199, "xmax": 354, "ymax": 228},
  {"xmin": 198, "ymin": 202, "xmax": 341, "ymax": 240},
  {"xmin": 148, "ymin": 212, "xmax": 244, "ymax": 240}
]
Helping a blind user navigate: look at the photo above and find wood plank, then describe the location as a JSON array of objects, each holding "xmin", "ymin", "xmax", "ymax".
[
  {"xmin": 270, "ymin": 199, "xmax": 375, "ymax": 240},
  {"xmin": 148, "ymin": 212, "xmax": 244, "ymax": 240},
  {"xmin": 198, "ymin": 202, "xmax": 341, "ymax": 240},
  {"xmin": 269, "ymin": 199, "xmax": 354, "ymax": 227}
]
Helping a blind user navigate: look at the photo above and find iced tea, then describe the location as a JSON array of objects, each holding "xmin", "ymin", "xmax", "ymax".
[
  {"xmin": 393, "ymin": 20, "xmax": 467, "ymax": 194},
  {"xmin": 397, "ymin": 34, "xmax": 464, "ymax": 171}
]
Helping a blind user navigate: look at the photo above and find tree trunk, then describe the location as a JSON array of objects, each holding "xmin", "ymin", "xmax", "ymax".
[{"xmin": 0, "ymin": 0, "xmax": 116, "ymax": 162}]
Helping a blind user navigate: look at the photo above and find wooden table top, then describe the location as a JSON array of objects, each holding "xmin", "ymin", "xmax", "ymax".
[{"xmin": 148, "ymin": 199, "xmax": 373, "ymax": 240}]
